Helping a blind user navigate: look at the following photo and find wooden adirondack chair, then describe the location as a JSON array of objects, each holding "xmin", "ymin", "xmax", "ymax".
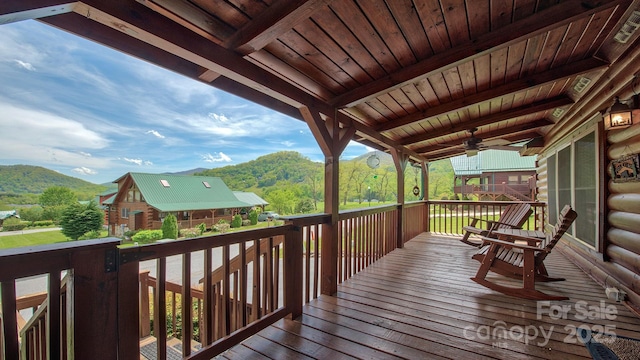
[
  {"xmin": 460, "ymin": 203, "xmax": 532, "ymax": 247},
  {"xmin": 470, "ymin": 205, "xmax": 577, "ymax": 300}
]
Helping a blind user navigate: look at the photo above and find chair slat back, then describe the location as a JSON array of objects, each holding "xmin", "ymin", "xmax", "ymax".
[
  {"xmin": 495, "ymin": 203, "xmax": 532, "ymax": 230},
  {"xmin": 539, "ymin": 205, "xmax": 577, "ymax": 258}
]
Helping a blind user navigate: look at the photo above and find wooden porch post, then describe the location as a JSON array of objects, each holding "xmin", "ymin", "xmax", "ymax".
[
  {"xmin": 391, "ymin": 149, "xmax": 408, "ymax": 248},
  {"xmin": 301, "ymin": 106, "xmax": 354, "ymax": 296},
  {"xmin": 421, "ymin": 161, "xmax": 429, "ymax": 233}
]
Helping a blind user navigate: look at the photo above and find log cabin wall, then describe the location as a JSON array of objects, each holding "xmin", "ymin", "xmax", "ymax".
[{"xmin": 538, "ymin": 116, "xmax": 640, "ymax": 309}]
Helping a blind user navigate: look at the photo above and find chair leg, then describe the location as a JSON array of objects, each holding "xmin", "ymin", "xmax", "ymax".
[
  {"xmin": 460, "ymin": 219, "xmax": 482, "ymax": 247},
  {"xmin": 471, "ymin": 248, "xmax": 568, "ymax": 300}
]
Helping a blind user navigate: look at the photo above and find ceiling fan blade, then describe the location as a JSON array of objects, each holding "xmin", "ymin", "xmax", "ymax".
[
  {"xmin": 485, "ymin": 145, "xmax": 523, "ymax": 151},
  {"xmin": 481, "ymin": 138, "xmax": 511, "ymax": 146}
]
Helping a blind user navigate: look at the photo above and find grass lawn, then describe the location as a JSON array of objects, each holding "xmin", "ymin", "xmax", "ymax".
[{"xmin": 0, "ymin": 230, "xmax": 70, "ymax": 250}]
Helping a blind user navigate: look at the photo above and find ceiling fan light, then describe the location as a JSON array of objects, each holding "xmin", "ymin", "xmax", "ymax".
[{"xmin": 466, "ymin": 148, "xmax": 478, "ymax": 157}]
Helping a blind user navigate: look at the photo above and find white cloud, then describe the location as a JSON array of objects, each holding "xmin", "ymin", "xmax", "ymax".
[
  {"xmin": 79, "ymin": 152, "xmax": 92, "ymax": 157},
  {"xmin": 72, "ymin": 167, "xmax": 97, "ymax": 175},
  {"xmin": 14, "ymin": 60, "xmax": 35, "ymax": 71},
  {"xmin": 122, "ymin": 157, "xmax": 153, "ymax": 166},
  {"xmin": 280, "ymin": 140, "xmax": 295, "ymax": 147},
  {"xmin": 202, "ymin": 152, "xmax": 232, "ymax": 163},
  {"xmin": 146, "ymin": 130, "xmax": 165, "ymax": 139}
]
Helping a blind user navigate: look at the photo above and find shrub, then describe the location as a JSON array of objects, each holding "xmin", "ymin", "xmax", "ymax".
[
  {"xmin": 196, "ymin": 222, "xmax": 206, "ymax": 235},
  {"xmin": 2, "ymin": 223, "xmax": 28, "ymax": 231},
  {"xmin": 132, "ymin": 230, "xmax": 163, "ymax": 244},
  {"xmin": 79, "ymin": 230, "xmax": 102, "ymax": 240},
  {"xmin": 231, "ymin": 215, "xmax": 242, "ymax": 228},
  {"xmin": 242, "ymin": 220, "xmax": 251, "ymax": 226},
  {"xmin": 161, "ymin": 214, "xmax": 178, "ymax": 239},
  {"xmin": 32, "ymin": 220, "xmax": 55, "ymax": 227},
  {"xmin": 180, "ymin": 228, "xmax": 199, "ymax": 238},
  {"xmin": 248, "ymin": 210, "xmax": 258, "ymax": 225},
  {"xmin": 213, "ymin": 223, "xmax": 230, "ymax": 233}
]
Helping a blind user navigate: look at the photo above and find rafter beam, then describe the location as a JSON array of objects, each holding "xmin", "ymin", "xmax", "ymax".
[
  {"xmin": 225, "ymin": 0, "xmax": 332, "ymax": 54},
  {"xmin": 330, "ymin": 0, "xmax": 625, "ymax": 109},
  {"xmin": 377, "ymin": 58, "xmax": 607, "ymax": 133},
  {"xmin": 399, "ymin": 96, "xmax": 573, "ymax": 146},
  {"xmin": 415, "ymin": 120, "xmax": 552, "ymax": 155},
  {"xmin": 0, "ymin": 1, "xmax": 75, "ymax": 24}
]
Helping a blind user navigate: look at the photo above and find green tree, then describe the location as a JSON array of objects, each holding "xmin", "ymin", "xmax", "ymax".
[
  {"xmin": 39, "ymin": 186, "xmax": 78, "ymax": 223},
  {"xmin": 39, "ymin": 186, "xmax": 77, "ymax": 207},
  {"xmin": 59, "ymin": 202, "xmax": 104, "ymax": 240},
  {"xmin": 295, "ymin": 198, "xmax": 315, "ymax": 213},
  {"xmin": 162, "ymin": 214, "xmax": 179, "ymax": 239},
  {"xmin": 18, "ymin": 206, "xmax": 44, "ymax": 222},
  {"xmin": 265, "ymin": 189, "xmax": 294, "ymax": 214}
]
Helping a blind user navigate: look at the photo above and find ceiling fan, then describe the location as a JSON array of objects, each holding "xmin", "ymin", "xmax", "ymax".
[{"xmin": 462, "ymin": 128, "xmax": 521, "ymax": 156}]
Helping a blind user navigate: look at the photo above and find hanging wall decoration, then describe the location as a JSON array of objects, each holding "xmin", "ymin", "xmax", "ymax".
[{"xmin": 611, "ymin": 154, "xmax": 640, "ymax": 182}]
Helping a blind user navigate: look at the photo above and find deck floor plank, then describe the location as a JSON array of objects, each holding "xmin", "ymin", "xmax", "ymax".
[{"xmin": 219, "ymin": 233, "xmax": 640, "ymax": 359}]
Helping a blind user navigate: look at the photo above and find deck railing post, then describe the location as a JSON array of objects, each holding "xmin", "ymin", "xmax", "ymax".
[{"xmin": 68, "ymin": 239, "xmax": 120, "ymax": 360}]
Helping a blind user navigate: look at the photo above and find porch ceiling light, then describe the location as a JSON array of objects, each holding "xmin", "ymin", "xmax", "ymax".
[{"xmin": 603, "ymin": 97, "xmax": 633, "ymax": 130}]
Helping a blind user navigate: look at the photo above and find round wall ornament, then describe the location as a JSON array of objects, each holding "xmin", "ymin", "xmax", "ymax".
[{"xmin": 367, "ymin": 154, "xmax": 380, "ymax": 169}]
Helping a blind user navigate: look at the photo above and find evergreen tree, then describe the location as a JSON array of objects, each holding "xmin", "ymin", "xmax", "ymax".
[
  {"xmin": 162, "ymin": 214, "xmax": 179, "ymax": 239},
  {"xmin": 60, "ymin": 201, "xmax": 103, "ymax": 240}
]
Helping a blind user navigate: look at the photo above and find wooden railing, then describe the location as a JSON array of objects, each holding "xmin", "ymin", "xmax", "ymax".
[
  {"xmin": 337, "ymin": 205, "xmax": 401, "ymax": 283},
  {"xmin": 2, "ymin": 200, "xmax": 549, "ymax": 359},
  {"xmin": 454, "ymin": 183, "xmax": 534, "ymax": 201},
  {"xmin": 427, "ymin": 200, "xmax": 546, "ymax": 235},
  {"xmin": 0, "ymin": 238, "xmax": 122, "ymax": 360},
  {"xmin": 117, "ymin": 225, "xmax": 302, "ymax": 360}
]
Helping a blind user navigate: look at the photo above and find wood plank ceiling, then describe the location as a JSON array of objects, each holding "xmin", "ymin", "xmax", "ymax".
[{"xmin": 3, "ymin": 0, "xmax": 640, "ymax": 162}]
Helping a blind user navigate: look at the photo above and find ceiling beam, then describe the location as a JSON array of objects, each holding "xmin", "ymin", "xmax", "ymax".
[
  {"xmin": 0, "ymin": 1, "xmax": 76, "ymax": 24},
  {"xmin": 376, "ymin": 57, "xmax": 608, "ymax": 133},
  {"xmin": 399, "ymin": 96, "xmax": 573, "ymax": 146},
  {"xmin": 414, "ymin": 120, "xmax": 553, "ymax": 154},
  {"xmin": 225, "ymin": 0, "xmax": 332, "ymax": 54},
  {"xmin": 135, "ymin": 0, "xmax": 233, "ymax": 43},
  {"xmin": 329, "ymin": 0, "xmax": 625, "ymax": 109}
]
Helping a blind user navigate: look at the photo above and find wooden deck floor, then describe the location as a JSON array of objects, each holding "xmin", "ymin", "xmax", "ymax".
[{"xmin": 219, "ymin": 233, "xmax": 640, "ymax": 359}]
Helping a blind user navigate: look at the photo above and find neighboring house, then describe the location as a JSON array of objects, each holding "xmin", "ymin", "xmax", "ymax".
[
  {"xmin": 0, "ymin": 210, "xmax": 19, "ymax": 226},
  {"xmin": 103, "ymin": 173, "xmax": 263, "ymax": 236},
  {"xmin": 233, "ymin": 191, "xmax": 269, "ymax": 215},
  {"xmin": 96, "ymin": 189, "xmax": 118, "ymax": 225},
  {"xmin": 450, "ymin": 150, "xmax": 537, "ymax": 201}
]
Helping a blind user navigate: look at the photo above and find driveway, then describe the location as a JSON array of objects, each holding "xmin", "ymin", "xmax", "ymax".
[{"xmin": 0, "ymin": 227, "xmax": 61, "ymax": 236}]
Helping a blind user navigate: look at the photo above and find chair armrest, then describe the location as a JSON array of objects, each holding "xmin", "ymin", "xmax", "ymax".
[{"xmin": 479, "ymin": 236, "xmax": 547, "ymax": 252}]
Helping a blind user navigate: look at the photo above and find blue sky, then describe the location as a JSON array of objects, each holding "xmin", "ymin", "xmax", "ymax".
[{"xmin": 0, "ymin": 20, "xmax": 371, "ymax": 184}]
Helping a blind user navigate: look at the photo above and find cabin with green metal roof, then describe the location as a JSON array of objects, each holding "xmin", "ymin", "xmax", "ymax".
[
  {"xmin": 105, "ymin": 172, "xmax": 265, "ymax": 235},
  {"xmin": 449, "ymin": 150, "xmax": 537, "ymax": 201}
]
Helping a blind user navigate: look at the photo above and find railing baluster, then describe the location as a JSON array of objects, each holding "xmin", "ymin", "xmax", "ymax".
[
  {"xmin": 156, "ymin": 258, "xmax": 167, "ymax": 360},
  {"xmin": 253, "ymin": 239, "xmax": 261, "ymax": 321},
  {"xmin": 313, "ymin": 224, "xmax": 319, "ymax": 300},
  {"xmin": 181, "ymin": 252, "xmax": 192, "ymax": 357},
  {"xmin": 203, "ymin": 249, "xmax": 213, "ymax": 346},
  {"xmin": 48, "ymin": 272, "xmax": 61, "ymax": 360},
  {"xmin": 223, "ymin": 245, "xmax": 231, "ymax": 336},
  {"xmin": 239, "ymin": 242, "xmax": 247, "ymax": 327}
]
